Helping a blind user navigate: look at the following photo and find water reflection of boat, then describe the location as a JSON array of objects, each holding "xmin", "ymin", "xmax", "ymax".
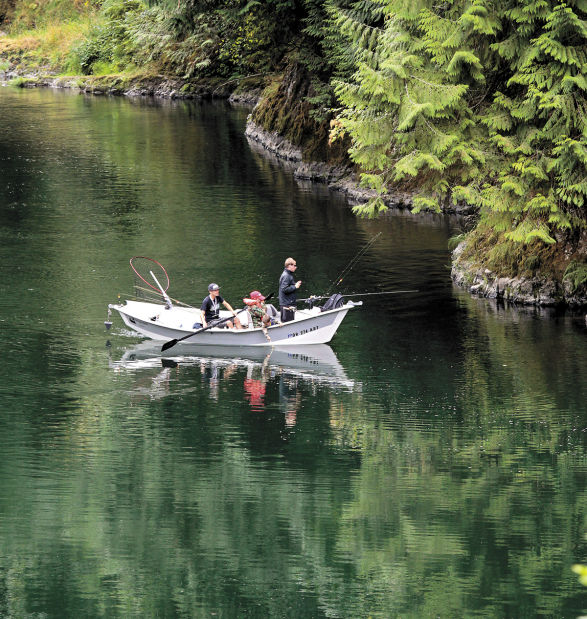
[{"xmin": 109, "ymin": 341, "xmax": 358, "ymax": 391}]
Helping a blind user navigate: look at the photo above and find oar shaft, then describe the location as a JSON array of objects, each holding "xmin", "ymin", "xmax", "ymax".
[
  {"xmin": 161, "ymin": 310, "xmax": 243, "ymax": 352},
  {"xmin": 150, "ymin": 271, "xmax": 173, "ymax": 307}
]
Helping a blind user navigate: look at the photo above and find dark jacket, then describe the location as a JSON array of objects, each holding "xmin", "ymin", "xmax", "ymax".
[{"xmin": 279, "ymin": 268, "xmax": 297, "ymax": 307}]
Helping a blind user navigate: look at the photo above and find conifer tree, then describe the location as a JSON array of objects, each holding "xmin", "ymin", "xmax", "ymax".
[{"xmin": 333, "ymin": 0, "xmax": 587, "ymax": 260}]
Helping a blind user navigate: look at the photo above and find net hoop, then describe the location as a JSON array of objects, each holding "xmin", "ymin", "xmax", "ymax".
[{"xmin": 130, "ymin": 256, "xmax": 170, "ymax": 293}]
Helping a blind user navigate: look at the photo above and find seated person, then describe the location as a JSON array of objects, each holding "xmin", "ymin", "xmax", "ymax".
[
  {"xmin": 201, "ymin": 283, "xmax": 243, "ymax": 329},
  {"xmin": 246, "ymin": 290, "xmax": 271, "ymax": 329}
]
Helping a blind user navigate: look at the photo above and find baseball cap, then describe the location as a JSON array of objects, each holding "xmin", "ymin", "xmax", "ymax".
[
  {"xmin": 208, "ymin": 283, "xmax": 220, "ymax": 291},
  {"xmin": 249, "ymin": 290, "xmax": 265, "ymax": 301}
]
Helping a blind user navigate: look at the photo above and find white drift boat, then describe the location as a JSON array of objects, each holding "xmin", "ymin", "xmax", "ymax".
[
  {"xmin": 108, "ymin": 298, "xmax": 361, "ymax": 347},
  {"xmin": 108, "ymin": 257, "xmax": 361, "ymax": 348}
]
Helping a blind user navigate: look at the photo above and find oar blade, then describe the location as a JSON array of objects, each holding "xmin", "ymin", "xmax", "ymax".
[{"xmin": 161, "ymin": 339, "xmax": 178, "ymax": 352}]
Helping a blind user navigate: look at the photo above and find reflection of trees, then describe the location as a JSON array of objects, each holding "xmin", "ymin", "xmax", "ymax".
[
  {"xmin": 2, "ymin": 337, "xmax": 585, "ymax": 617},
  {"xmin": 0, "ymin": 326, "xmax": 585, "ymax": 617},
  {"xmin": 324, "ymin": 300, "xmax": 587, "ymax": 617},
  {"xmin": 328, "ymin": 421, "xmax": 586, "ymax": 616}
]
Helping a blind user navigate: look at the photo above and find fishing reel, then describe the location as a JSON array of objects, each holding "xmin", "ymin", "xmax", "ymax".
[{"xmin": 305, "ymin": 295, "xmax": 319, "ymax": 309}]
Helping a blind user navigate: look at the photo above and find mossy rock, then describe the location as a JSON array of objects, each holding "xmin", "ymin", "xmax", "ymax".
[
  {"xmin": 8, "ymin": 75, "xmax": 33, "ymax": 87},
  {"xmin": 252, "ymin": 62, "xmax": 351, "ymax": 165}
]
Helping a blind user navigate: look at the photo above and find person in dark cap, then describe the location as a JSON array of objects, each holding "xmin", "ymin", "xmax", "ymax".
[{"xmin": 201, "ymin": 283, "xmax": 243, "ymax": 329}]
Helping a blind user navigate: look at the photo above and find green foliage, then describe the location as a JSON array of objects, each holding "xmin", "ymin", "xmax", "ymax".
[
  {"xmin": 563, "ymin": 260, "xmax": 587, "ymax": 291},
  {"xmin": 139, "ymin": 0, "xmax": 308, "ymax": 77},
  {"xmin": 68, "ymin": 24, "xmax": 112, "ymax": 74},
  {"xmin": 332, "ymin": 0, "xmax": 587, "ymax": 251},
  {"xmin": 8, "ymin": 75, "xmax": 29, "ymax": 86},
  {"xmin": 216, "ymin": 10, "xmax": 273, "ymax": 75},
  {"xmin": 452, "ymin": 223, "xmax": 579, "ymax": 279},
  {"xmin": 351, "ymin": 196, "xmax": 387, "ymax": 218},
  {"xmin": 67, "ymin": 0, "xmax": 144, "ymax": 74},
  {"xmin": 448, "ymin": 233, "xmax": 467, "ymax": 251},
  {"xmin": 5, "ymin": 0, "xmax": 99, "ymax": 32},
  {"xmin": 136, "ymin": 0, "xmax": 374, "ymax": 112}
]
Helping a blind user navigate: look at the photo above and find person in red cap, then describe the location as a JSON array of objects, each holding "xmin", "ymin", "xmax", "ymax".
[{"xmin": 247, "ymin": 290, "xmax": 271, "ymax": 330}]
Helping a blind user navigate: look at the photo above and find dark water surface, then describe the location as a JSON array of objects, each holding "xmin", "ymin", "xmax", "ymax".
[{"xmin": 1, "ymin": 87, "xmax": 586, "ymax": 618}]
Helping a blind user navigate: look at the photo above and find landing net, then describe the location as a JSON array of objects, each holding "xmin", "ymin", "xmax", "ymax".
[{"xmin": 129, "ymin": 256, "xmax": 170, "ymax": 302}]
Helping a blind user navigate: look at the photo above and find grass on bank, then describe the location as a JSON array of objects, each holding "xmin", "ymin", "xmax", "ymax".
[
  {"xmin": 0, "ymin": 18, "xmax": 95, "ymax": 71},
  {"xmin": 0, "ymin": 0, "xmax": 143, "ymax": 75},
  {"xmin": 5, "ymin": 0, "xmax": 98, "ymax": 30}
]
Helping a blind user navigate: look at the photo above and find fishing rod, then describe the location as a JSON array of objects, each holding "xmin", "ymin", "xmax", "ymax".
[
  {"xmin": 325, "ymin": 232, "xmax": 382, "ymax": 296},
  {"xmin": 133, "ymin": 284, "xmax": 198, "ymax": 308},
  {"xmin": 299, "ymin": 290, "xmax": 418, "ymax": 302}
]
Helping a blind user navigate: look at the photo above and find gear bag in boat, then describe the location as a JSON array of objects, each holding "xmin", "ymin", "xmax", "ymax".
[{"xmin": 321, "ymin": 293, "xmax": 344, "ymax": 312}]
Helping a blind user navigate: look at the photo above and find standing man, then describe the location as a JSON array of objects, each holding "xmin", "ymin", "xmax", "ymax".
[
  {"xmin": 278, "ymin": 257, "xmax": 301, "ymax": 323},
  {"xmin": 201, "ymin": 283, "xmax": 243, "ymax": 329}
]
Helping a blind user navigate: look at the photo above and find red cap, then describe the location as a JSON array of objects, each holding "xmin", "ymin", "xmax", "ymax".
[{"xmin": 249, "ymin": 290, "xmax": 265, "ymax": 301}]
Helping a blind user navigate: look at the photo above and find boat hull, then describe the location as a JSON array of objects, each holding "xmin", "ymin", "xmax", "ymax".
[{"xmin": 109, "ymin": 300, "xmax": 360, "ymax": 346}]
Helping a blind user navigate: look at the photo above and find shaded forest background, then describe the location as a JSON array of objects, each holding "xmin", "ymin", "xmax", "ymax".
[{"xmin": 1, "ymin": 0, "xmax": 586, "ymax": 299}]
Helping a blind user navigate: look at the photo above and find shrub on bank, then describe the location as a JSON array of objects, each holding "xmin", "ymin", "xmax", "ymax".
[{"xmin": 0, "ymin": 0, "xmax": 96, "ymax": 71}]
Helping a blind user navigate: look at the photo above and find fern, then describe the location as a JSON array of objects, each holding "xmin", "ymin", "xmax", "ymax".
[
  {"xmin": 330, "ymin": 0, "xmax": 587, "ymax": 260},
  {"xmin": 412, "ymin": 194, "xmax": 441, "ymax": 213},
  {"xmin": 563, "ymin": 260, "xmax": 587, "ymax": 291}
]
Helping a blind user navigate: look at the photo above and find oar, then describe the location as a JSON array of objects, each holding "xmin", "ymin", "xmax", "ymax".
[
  {"xmin": 161, "ymin": 293, "xmax": 274, "ymax": 353},
  {"xmin": 150, "ymin": 271, "xmax": 173, "ymax": 308},
  {"xmin": 161, "ymin": 310, "xmax": 247, "ymax": 352}
]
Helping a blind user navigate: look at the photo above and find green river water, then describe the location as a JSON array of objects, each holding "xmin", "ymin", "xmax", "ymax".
[{"xmin": 0, "ymin": 87, "xmax": 586, "ymax": 618}]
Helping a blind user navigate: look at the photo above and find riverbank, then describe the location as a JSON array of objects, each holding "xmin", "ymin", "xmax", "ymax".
[
  {"xmin": 244, "ymin": 120, "xmax": 416, "ymax": 211},
  {"xmin": 0, "ymin": 65, "xmax": 264, "ymax": 102},
  {"xmin": 451, "ymin": 236, "xmax": 587, "ymax": 308},
  {"xmin": 245, "ymin": 82, "xmax": 586, "ymax": 309}
]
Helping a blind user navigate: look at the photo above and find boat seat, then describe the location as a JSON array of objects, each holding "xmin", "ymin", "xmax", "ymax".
[{"xmin": 266, "ymin": 304, "xmax": 279, "ymax": 321}]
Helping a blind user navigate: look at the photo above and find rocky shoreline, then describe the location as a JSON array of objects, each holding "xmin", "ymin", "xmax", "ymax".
[
  {"xmin": 451, "ymin": 240, "xmax": 587, "ymax": 308},
  {"xmin": 244, "ymin": 120, "xmax": 414, "ymax": 209},
  {"xmin": 244, "ymin": 121, "xmax": 585, "ymax": 309},
  {"xmin": 0, "ymin": 67, "xmax": 264, "ymax": 103}
]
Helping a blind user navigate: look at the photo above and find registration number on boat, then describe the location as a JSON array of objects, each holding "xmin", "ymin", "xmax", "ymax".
[{"xmin": 287, "ymin": 326, "xmax": 319, "ymax": 338}]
